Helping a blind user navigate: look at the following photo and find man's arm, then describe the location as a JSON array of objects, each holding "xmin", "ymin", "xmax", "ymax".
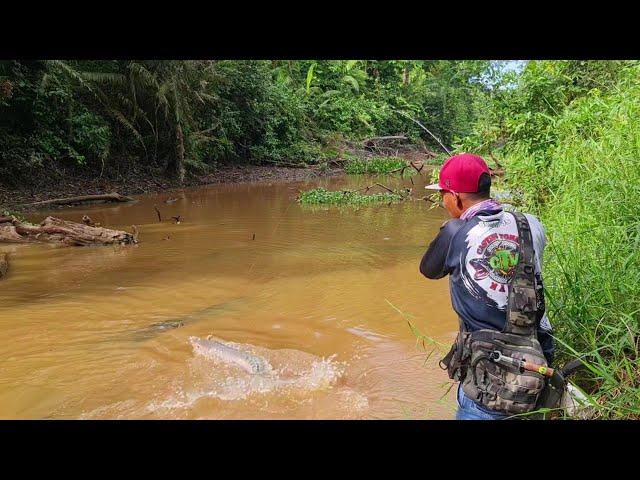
[{"xmin": 419, "ymin": 219, "xmax": 463, "ymax": 279}]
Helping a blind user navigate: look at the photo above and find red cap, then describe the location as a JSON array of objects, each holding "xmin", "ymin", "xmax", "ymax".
[{"xmin": 424, "ymin": 153, "xmax": 490, "ymax": 193}]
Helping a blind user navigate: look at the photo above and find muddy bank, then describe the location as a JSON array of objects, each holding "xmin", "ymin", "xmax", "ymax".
[
  {"xmin": 0, "ymin": 164, "xmax": 344, "ymax": 213},
  {"xmin": 0, "ymin": 144, "xmax": 440, "ymax": 213}
]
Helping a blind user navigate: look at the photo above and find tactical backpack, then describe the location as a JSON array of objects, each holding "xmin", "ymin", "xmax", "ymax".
[{"xmin": 440, "ymin": 212, "xmax": 551, "ymax": 416}]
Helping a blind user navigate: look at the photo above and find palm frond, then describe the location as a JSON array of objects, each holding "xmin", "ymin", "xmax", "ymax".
[
  {"xmin": 306, "ymin": 63, "xmax": 316, "ymax": 95},
  {"xmin": 78, "ymin": 71, "xmax": 127, "ymax": 85},
  {"xmin": 342, "ymin": 75, "xmax": 360, "ymax": 94},
  {"xmin": 127, "ymin": 62, "xmax": 160, "ymax": 91}
]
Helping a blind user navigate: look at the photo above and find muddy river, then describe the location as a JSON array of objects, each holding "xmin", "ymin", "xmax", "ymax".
[{"xmin": 0, "ymin": 172, "xmax": 459, "ymax": 419}]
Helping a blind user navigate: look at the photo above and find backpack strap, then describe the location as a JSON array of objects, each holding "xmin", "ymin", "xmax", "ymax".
[{"xmin": 503, "ymin": 212, "xmax": 539, "ymax": 336}]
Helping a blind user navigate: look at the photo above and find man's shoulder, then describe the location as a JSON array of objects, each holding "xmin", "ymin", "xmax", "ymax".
[{"xmin": 440, "ymin": 218, "xmax": 466, "ymax": 240}]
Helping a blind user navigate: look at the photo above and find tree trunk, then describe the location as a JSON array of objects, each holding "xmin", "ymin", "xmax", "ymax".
[
  {"xmin": 403, "ymin": 66, "xmax": 410, "ymax": 86},
  {"xmin": 21, "ymin": 192, "xmax": 134, "ymax": 208},
  {"xmin": 166, "ymin": 122, "xmax": 186, "ymax": 184},
  {"xmin": 176, "ymin": 123, "xmax": 185, "ymax": 184},
  {"xmin": 0, "ymin": 216, "xmax": 137, "ymax": 246}
]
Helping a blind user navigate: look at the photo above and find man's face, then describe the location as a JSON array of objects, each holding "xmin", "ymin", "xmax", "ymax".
[{"xmin": 440, "ymin": 189, "xmax": 463, "ymax": 218}]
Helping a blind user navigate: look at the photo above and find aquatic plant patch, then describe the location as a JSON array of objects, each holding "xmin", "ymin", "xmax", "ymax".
[{"xmin": 298, "ymin": 187, "xmax": 402, "ymax": 205}]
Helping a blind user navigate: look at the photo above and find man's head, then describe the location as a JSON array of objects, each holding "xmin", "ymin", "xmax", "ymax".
[{"xmin": 425, "ymin": 153, "xmax": 492, "ymax": 218}]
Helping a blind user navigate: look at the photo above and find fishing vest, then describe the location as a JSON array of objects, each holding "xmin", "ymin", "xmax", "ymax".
[{"xmin": 440, "ymin": 212, "xmax": 550, "ymax": 416}]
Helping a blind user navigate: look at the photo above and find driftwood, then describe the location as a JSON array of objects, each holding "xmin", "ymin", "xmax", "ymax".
[
  {"xmin": 375, "ymin": 183, "xmax": 396, "ymax": 194},
  {"xmin": 0, "ymin": 216, "xmax": 137, "ymax": 246},
  {"xmin": 82, "ymin": 215, "xmax": 99, "ymax": 227},
  {"xmin": 0, "ymin": 253, "xmax": 8, "ymax": 278},
  {"xmin": 21, "ymin": 192, "xmax": 134, "ymax": 208},
  {"xmin": 363, "ymin": 135, "xmax": 408, "ymax": 145}
]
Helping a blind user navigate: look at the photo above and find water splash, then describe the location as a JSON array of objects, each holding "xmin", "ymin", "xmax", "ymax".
[{"xmin": 146, "ymin": 336, "xmax": 348, "ymax": 413}]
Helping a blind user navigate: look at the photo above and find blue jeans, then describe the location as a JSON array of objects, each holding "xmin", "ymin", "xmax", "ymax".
[{"xmin": 455, "ymin": 385, "xmax": 510, "ymax": 420}]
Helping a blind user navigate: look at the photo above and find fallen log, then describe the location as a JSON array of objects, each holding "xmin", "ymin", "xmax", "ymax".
[
  {"xmin": 0, "ymin": 216, "xmax": 137, "ymax": 246},
  {"xmin": 20, "ymin": 192, "xmax": 134, "ymax": 208},
  {"xmin": 363, "ymin": 135, "xmax": 408, "ymax": 145}
]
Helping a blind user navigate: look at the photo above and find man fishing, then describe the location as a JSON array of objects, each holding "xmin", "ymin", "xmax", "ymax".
[{"xmin": 419, "ymin": 153, "xmax": 554, "ymax": 420}]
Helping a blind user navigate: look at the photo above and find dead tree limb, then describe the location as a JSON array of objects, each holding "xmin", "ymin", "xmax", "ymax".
[
  {"xmin": 389, "ymin": 165, "xmax": 409, "ymax": 175},
  {"xmin": 489, "ymin": 153, "xmax": 504, "ymax": 170},
  {"xmin": 0, "ymin": 216, "xmax": 136, "ymax": 246},
  {"xmin": 21, "ymin": 192, "xmax": 134, "ymax": 208},
  {"xmin": 391, "ymin": 109, "xmax": 451, "ymax": 155},
  {"xmin": 488, "ymin": 153, "xmax": 506, "ymax": 177},
  {"xmin": 363, "ymin": 135, "xmax": 408, "ymax": 144},
  {"xmin": 375, "ymin": 183, "xmax": 396, "ymax": 194},
  {"xmin": 410, "ymin": 162, "xmax": 424, "ymax": 174},
  {"xmin": 421, "ymin": 196, "xmax": 444, "ymax": 208},
  {"xmin": 154, "ymin": 206, "xmax": 162, "ymax": 222}
]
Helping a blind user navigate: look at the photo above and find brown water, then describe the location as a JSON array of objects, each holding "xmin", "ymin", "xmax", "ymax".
[{"xmin": 0, "ymin": 173, "xmax": 460, "ymax": 419}]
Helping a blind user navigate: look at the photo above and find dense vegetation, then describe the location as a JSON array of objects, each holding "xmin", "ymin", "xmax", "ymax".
[
  {"xmin": 343, "ymin": 156, "xmax": 406, "ymax": 174},
  {"xmin": 0, "ymin": 60, "xmax": 492, "ymax": 187},
  {"xmin": 461, "ymin": 60, "xmax": 640, "ymax": 418}
]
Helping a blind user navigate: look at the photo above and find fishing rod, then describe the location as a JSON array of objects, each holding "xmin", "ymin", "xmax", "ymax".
[
  {"xmin": 391, "ymin": 108, "xmax": 452, "ymax": 156},
  {"xmin": 389, "ymin": 108, "xmax": 450, "ymax": 209}
]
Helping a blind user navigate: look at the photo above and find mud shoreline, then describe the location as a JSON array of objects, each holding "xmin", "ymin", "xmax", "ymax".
[{"xmin": 0, "ymin": 164, "xmax": 345, "ymax": 213}]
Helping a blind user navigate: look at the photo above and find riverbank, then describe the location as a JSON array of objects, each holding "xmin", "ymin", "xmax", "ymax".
[
  {"xmin": 1, "ymin": 147, "xmax": 438, "ymax": 213},
  {"xmin": 0, "ymin": 163, "xmax": 345, "ymax": 213}
]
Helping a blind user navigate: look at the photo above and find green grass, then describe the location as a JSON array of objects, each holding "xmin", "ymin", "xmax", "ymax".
[
  {"xmin": 344, "ymin": 156, "xmax": 406, "ymax": 174},
  {"xmin": 498, "ymin": 66, "xmax": 640, "ymax": 419},
  {"xmin": 297, "ymin": 187, "xmax": 402, "ymax": 205}
]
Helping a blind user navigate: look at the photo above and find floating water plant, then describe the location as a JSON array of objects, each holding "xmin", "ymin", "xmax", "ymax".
[{"xmin": 298, "ymin": 187, "xmax": 402, "ymax": 205}]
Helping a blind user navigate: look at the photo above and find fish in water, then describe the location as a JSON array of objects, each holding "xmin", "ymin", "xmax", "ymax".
[
  {"xmin": 190, "ymin": 336, "xmax": 271, "ymax": 375},
  {"xmin": 129, "ymin": 298, "xmax": 246, "ymax": 342}
]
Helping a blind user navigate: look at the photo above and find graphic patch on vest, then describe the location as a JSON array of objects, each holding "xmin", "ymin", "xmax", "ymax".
[
  {"xmin": 469, "ymin": 236, "xmax": 519, "ymax": 283},
  {"xmin": 462, "ymin": 216, "xmax": 520, "ymax": 309}
]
